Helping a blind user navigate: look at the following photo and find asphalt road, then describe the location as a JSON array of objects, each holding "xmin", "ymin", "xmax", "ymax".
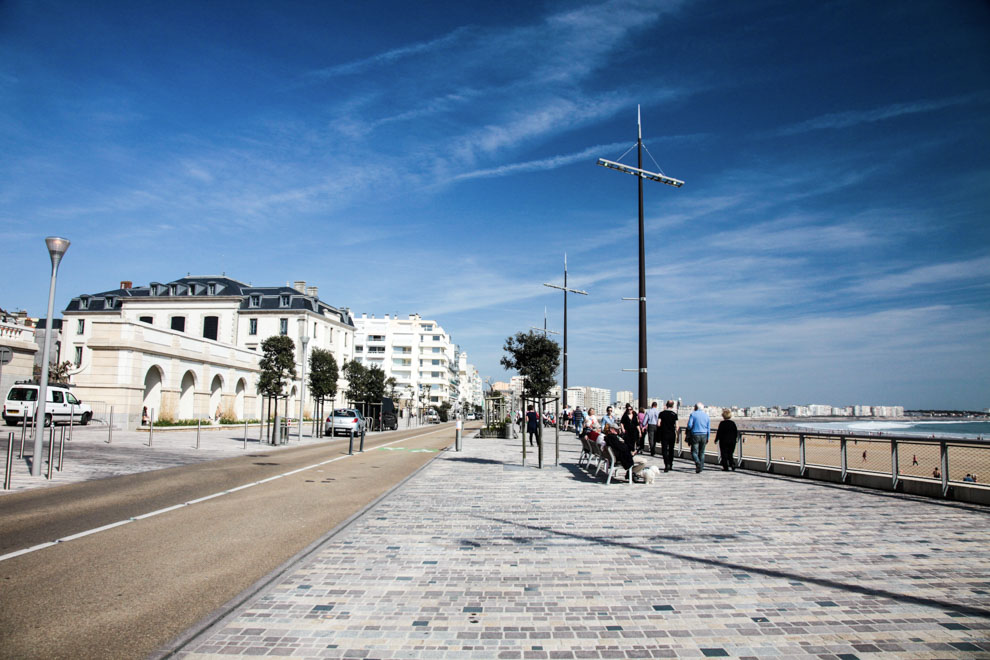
[{"xmin": 0, "ymin": 422, "xmax": 474, "ymax": 659}]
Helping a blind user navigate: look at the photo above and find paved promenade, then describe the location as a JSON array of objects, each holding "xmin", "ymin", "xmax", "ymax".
[{"xmin": 171, "ymin": 431, "xmax": 990, "ymax": 659}]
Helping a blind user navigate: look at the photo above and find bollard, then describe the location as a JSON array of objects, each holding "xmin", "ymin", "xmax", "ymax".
[
  {"xmin": 19, "ymin": 420, "xmax": 26, "ymax": 458},
  {"xmin": 196, "ymin": 418, "xmax": 201, "ymax": 449},
  {"xmin": 148, "ymin": 408, "xmax": 154, "ymax": 447},
  {"xmin": 243, "ymin": 420, "xmax": 248, "ymax": 449},
  {"xmin": 108, "ymin": 406, "xmax": 113, "ymax": 444},
  {"xmin": 4, "ymin": 432, "xmax": 13, "ymax": 489},
  {"xmin": 47, "ymin": 424, "xmax": 55, "ymax": 480},
  {"xmin": 360, "ymin": 427, "xmax": 365, "ymax": 452},
  {"xmin": 455, "ymin": 419, "xmax": 462, "ymax": 452},
  {"xmin": 348, "ymin": 428, "xmax": 354, "ymax": 455},
  {"xmin": 272, "ymin": 415, "xmax": 280, "ymax": 446},
  {"xmin": 58, "ymin": 425, "xmax": 65, "ymax": 471},
  {"xmin": 68, "ymin": 406, "xmax": 73, "ymax": 442},
  {"xmin": 259, "ymin": 417, "xmax": 264, "ymax": 445}
]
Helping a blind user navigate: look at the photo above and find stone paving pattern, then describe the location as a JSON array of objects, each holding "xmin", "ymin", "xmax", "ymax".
[{"xmin": 177, "ymin": 431, "xmax": 990, "ymax": 659}]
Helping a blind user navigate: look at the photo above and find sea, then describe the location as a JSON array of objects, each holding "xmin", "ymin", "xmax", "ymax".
[{"xmin": 779, "ymin": 419, "xmax": 990, "ymax": 440}]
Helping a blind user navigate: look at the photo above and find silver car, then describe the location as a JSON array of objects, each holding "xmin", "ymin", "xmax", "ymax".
[{"xmin": 325, "ymin": 408, "xmax": 365, "ymax": 436}]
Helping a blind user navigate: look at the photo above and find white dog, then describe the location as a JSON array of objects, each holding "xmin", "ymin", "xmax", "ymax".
[{"xmin": 642, "ymin": 465, "xmax": 661, "ymax": 484}]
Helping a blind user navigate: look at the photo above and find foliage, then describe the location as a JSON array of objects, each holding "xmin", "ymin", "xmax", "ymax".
[
  {"xmin": 257, "ymin": 335, "xmax": 297, "ymax": 398},
  {"xmin": 500, "ymin": 331, "xmax": 560, "ymax": 397},
  {"xmin": 308, "ymin": 349, "xmax": 339, "ymax": 404},
  {"xmin": 384, "ymin": 376, "xmax": 399, "ymax": 400},
  {"xmin": 342, "ymin": 360, "xmax": 387, "ymax": 407},
  {"xmin": 438, "ymin": 401, "xmax": 452, "ymax": 423}
]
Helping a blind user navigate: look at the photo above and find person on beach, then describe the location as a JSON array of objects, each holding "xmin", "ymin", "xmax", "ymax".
[
  {"xmin": 644, "ymin": 401, "xmax": 660, "ymax": 456},
  {"xmin": 621, "ymin": 404, "xmax": 642, "ymax": 453},
  {"xmin": 715, "ymin": 408, "xmax": 738, "ymax": 471},
  {"xmin": 862, "ymin": 449, "xmax": 867, "ymax": 462},
  {"xmin": 687, "ymin": 402, "xmax": 711, "ymax": 473},
  {"xmin": 912, "ymin": 454, "xmax": 919, "ymax": 466},
  {"xmin": 658, "ymin": 400, "xmax": 678, "ymax": 471},
  {"xmin": 526, "ymin": 404, "xmax": 540, "ymax": 447}
]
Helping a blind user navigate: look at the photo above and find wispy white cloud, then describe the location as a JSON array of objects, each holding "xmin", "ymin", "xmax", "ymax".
[
  {"xmin": 306, "ymin": 26, "xmax": 474, "ymax": 79},
  {"xmin": 449, "ymin": 141, "xmax": 628, "ymax": 182},
  {"xmin": 776, "ymin": 91, "xmax": 990, "ymax": 136},
  {"xmin": 856, "ymin": 255, "xmax": 990, "ymax": 297}
]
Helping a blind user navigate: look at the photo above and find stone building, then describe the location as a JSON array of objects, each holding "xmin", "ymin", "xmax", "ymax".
[{"xmin": 62, "ymin": 276, "xmax": 355, "ymax": 426}]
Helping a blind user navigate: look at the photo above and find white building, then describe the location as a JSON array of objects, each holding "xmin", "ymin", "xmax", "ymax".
[
  {"xmin": 457, "ymin": 351, "xmax": 483, "ymax": 411},
  {"xmin": 568, "ymin": 386, "xmax": 610, "ymax": 414},
  {"xmin": 62, "ymin": 277, "xmax": 355, "ymax": 426},
  {"xmin": 615, "ymin": 390, "xmax": 635, "ymax": 407},
  {"xmin": 0, "ymin": 313, "xmax": 39, "ymax": 400},
  {"xmin": 353, "ymin": 313, "xmax": 462, "ymax": 415}
]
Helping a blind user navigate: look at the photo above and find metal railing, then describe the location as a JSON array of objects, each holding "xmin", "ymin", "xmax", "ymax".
[{"xmin": 677, "ymin": 426, "xmax": 989, "ymax": 498}]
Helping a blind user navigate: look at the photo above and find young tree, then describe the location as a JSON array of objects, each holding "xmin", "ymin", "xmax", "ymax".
[
  {"xmin": 384, "ymin": 376, "xmax": 399, "ymax": 400},
  {"xmin": 500, "ymin": 331, "xmax": 561, "ymax": 398},
  {"xmin": 342, "ymin": 359, "xmax": 366, "ymax": 405},
  {"xmin": 308, "ymin": 348, "xmax": 338, "ymax": 437},
  {"xmin": 258, "ymin": 335, "xmax": 296, "ymax": 441},
  {"xmin": 438, "ymin": 400, "xmax": 452, "ymax": 423}
]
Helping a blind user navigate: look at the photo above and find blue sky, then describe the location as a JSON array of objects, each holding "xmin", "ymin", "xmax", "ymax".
[{"xmin": 2, "ymin": 0, "xmax": 988, "ymax": 409}]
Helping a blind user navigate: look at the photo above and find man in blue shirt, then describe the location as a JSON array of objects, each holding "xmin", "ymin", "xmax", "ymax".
[
  {"xmin": 601, "ymin": 406, "xmax": 618, "ymax": 430},
  {"xmin": 643, "ymin": 401, "xmax": 661, "ymax": 456},
  {"xmin": 686, "ymin": 402, "xmax": 710, "ymax": 473}
]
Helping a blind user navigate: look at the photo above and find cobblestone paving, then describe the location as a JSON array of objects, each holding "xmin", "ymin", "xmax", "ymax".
[{"xmin": 177, "ymin": 432, "xmax": 990, "ymax": 659}]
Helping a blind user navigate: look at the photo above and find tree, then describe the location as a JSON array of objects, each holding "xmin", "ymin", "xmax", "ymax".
[
  {"xmin": 258, "ymin": 335, "xmax": 296, "ymax": 441},
  {"xmin": 308, "ymin": 348, "xmax": 338, "ymax": 437},
  {"xmin": 500, "ymin": 331, "xmax": 560, "ymax": 398},
  {"xmin": 384, "ymin": 376, "xmax": 399, "ymax": 400},
  {"xmin": 343, "ymin": 360, "xmax": 386, "ymax": 413},
  {"xmin": 438, "ymin": 400, "xmax": 452, "ymax": 423}
]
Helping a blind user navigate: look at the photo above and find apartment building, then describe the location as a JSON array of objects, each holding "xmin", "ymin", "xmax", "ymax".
[
  {"xmin": 62, "ymin": 276, "xmax": 355, "ymax": 426},
  {"xmin": 353, "ymin": 313, "xmax": 465, "ymax": 414}
]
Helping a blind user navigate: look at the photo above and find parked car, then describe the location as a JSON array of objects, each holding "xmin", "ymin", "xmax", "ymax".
[
  {"xmin": 3, "ymin": 381, "xmax": 93, "ymax": 427},
  {"xmin": 325, "ymin": 408, "xmax": 365, "ymax": 436},
  {"xmin": 426, "ymin": 409, "xmax": 440, "ymax": 424},
  {"xmin": 380, "ymin": 397, "xmax": 398, "ymax": 431}
]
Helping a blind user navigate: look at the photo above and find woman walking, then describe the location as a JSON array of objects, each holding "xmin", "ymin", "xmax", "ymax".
[{"xmin": 715, "ymin": 408, "xmax": 738, "ymax": 471}]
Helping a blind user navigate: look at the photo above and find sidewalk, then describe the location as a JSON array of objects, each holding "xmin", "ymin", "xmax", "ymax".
[
  {"xmin": 171, "ymin": 431, "xmax": 990, "ymax": 659},
  {"xmin": 0, "ymin": 420, "xmax": 433, "ymax": 494}
]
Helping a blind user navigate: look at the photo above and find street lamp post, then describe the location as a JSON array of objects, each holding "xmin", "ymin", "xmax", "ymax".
[
  {"xmin": 544, "ymin": 253, "xmax": 588, "ymax": 409},
  {"xmin": 297, "ymin": 319, "xmax": 310, "ymax": 442},
  {"xmin": 33, "ymin": 237, "xmax": 70, "ymax": 476},
  {"xmin": 597, "ymin": 106, "xmax": 683, "ymax": 408}
]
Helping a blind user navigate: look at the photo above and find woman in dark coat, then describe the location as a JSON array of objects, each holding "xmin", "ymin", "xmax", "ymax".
[
  {"xmin": 620, "ymin": 405, "xmax": 641, "ymax": 454},
  {"xmin": 526, "ymin": 404, "xmax": 540, "ymax": 447},
  {"xmin": 715, "ymin": 409, "xmax": 738, "ymax": 471}
]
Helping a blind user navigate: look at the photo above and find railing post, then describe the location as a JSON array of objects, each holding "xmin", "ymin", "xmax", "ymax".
[
  {"xmin": 765, "ymin": 432, "xmax": 772, "ymax": 472},
  {"xmin": 359, "ymin": 426, "xmax": 365, "ymax": 452},
  {"xmin": 940, "ymin": 441, "xmax": 949, "ymax": 497},
  {"xmin": 891, "ymin": 438, "xmax": 899, "ymax": 490},
  {"xmin": 4, "ymin": 432, "xmax": 13, "ymax": 490},
  {"xmin": 348, "ymin": 428, "xmax": 354, "ymax": 455},
  {"xmin": 68, "ymin": 406, "xmax": 73, "ymax": 442},
  {"xmin": 840, "ymin": 437, "xmax": 848, "ymax": 483},
  {"xmin": 57, "ymin": 425, "xmax": 65, "ymax": 471},
  {"xmin": 196, "ymin": 418, "xmax": 201, "ymax": 449},
  {"xmin": 736, "ymin": 430, "xmax": 743, "ymax": 469},
  {"xmin": 799, "ymin": 433, "xmax": 806, "ymax": 476},
  {"xmin": 555, "ymin": 398, "xmax": 560, "ymax": 467},
  {"xmin": 18, "ymin": 420, "xmax": 25, "ymax": 458}
]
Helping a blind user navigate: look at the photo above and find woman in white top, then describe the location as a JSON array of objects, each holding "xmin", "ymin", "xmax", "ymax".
[{"xmin": 584, "ymin": 407, "xmax": 600, "ymax": 431}]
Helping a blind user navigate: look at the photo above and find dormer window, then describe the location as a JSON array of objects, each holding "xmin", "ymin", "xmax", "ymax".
[
  {"xmin": 105, "ymin": 296, "xmax": 115, "ymax": 308},
  {"xmin": 249, "ymin": 294, "xmax": 261, "ymax": 308},
  {"xmin": 280, "ymin": 294, "xmax": 290, "ymax": 308},
  {"xmin": 207, "ymin": 283, "xmax": 216, "ymax": 296},
  {"xmin": 168, "ymin": 285, "xmax": 176, "ymax": 296},
  {"xmin": 80, "ymin": 296, "xmax": 90, "ymax": 310}
]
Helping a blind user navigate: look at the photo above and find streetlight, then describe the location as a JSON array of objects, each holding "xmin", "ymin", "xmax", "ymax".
[
  {"xmin": 597, "ymin": 105, "xmax": 683, "ymax": 408},
  {"xmin": 543, "ymin": 253, "xmax": 588, "ymax": 409},
  {"xmin": 297, "ymin": 318, "xmax": 310, "ymax": 442},
  {"xmin": 33, "ymin": 236, "xmax": 69, "ymax": 476}
]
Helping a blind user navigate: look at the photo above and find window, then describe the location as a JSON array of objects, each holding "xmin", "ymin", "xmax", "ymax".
[
  {"xmin": 431, "ymin": 371, "xmax": 441, "ymax": 378},
  {"xmin": 421, "ymin": 324, "xmax": 433, "ymax": 331},
  {"xmin": 249, "ymin": 319, "xmax": 258, "ymax": 335},
  {"xmin": 432, "ymin": 359, "xmax": 440, "ymax": 365},
  {"xmin": 66, "ymin": 392, "xmax": 79, "ymax": 405},
  {"xmin": 249, "ymin": 294, "xmax": 261, "ymax": 308},
  {"xmin": 432, "ymin": 347, "xmax": 441, "ymax": 353},
  {"xmin": 280, "ymin": 294, "xmax": 290, "ymax": 308},
  {"xmin": 207, "ymin": 283, "xmax": 216, "ymax": 296},
  {"xmin": 203, "ymin": 316, "xmax": 218, "ymax": 341},
  {"xmin": 279, "ymin": 318, "xmax": 288, "ymax": 335},
  {"xmin": 74, "ymin": 346, "xmax": 82, "ymax": 367},
  {"xmin": 368, "ymin": 335, "xmax": 385, "ymax": 342},
  {"xmin": 105, "ymin": 296, "xmax": 115, "ymax": 308},
  {"xmin": 433, "ymin": 335, "xmax": 440, "ymax": 341},
  {"xmin": 51, "ymin": 390, "xmax": 63, "ymax": 403},
  {"xmin": 313, "ymin": 322, "xmax": 317, "ymax": 338},
  {"xmin": 355, "ymin": 345, "xmax": 364, "ymax": 353},
  {"xmin": 368, "ymin": 346, "xmax": 385, "ymax": 354},
  {"xmin": 171, "ymin": 316, "xmax": 186, "ymax": 332},
  {"xmin": 80, "ymin": 297, "xmax": 89, "ymax": 310},
  {"xmin": 77, "ymin": 319, "xmax": 85, "ymax": 334},
  {"xmin": 139, "ymin": 316, "xmax": 153, "ymax": 324}
]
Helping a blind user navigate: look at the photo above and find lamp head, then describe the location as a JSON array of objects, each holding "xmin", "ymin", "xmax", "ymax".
[{"xmin": 45, "ymin": 236, "xmax": 70, "ymax": 268}]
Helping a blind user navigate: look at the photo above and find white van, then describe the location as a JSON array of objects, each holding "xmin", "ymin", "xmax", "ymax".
[{"xmin": 3, "ymin": 382, "xmax": 93, "ymax": 427}]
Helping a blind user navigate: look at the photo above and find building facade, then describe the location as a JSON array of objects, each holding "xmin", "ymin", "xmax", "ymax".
[{"xmin": 62, "ymin": 277, "xmax": 355, "ymax": 426}]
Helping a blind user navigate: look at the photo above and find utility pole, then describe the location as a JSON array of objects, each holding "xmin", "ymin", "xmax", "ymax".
[
  {"xmin": 544, "ymin": 253, "xmax": 588, "ymax": 409},
  {"xmin": 598, "ymin": 106, "xmax": 683, "ymax": 409}
]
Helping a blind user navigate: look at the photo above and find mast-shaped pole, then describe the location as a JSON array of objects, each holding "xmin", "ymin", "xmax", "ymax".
[
  {"xmin": 563, "ymin": 253, "xmax": 568, "ymax": 408},
  {"xmin": 637, "ymin": 106, "xmax": 648, "ymax": 409}
]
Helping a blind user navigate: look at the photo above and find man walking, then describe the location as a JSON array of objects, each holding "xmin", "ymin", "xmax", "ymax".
[
  {"xmin": 658, "ymin": 400, "xmax": 678, "ymax": 471},
  {"xmin": 644, "ymin": 401, "xmax": 660, "ymax": 456},
  {"xmin": 573, "ymin": 406, "xmax": 585, "ymax": 435},
  {"xmin": 687, "ymin": 402, "xmax": 710, "ymax": 473}
]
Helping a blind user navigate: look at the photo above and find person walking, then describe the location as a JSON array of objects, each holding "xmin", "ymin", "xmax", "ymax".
[
  {"xmin": 526, "ymin": 404, "xmax": 540, "ymax": 447},
  {"xmin": 573, "ymin": 406, "xmax": 585, "ymax": 435},
  {"xmin": 714, "ymin": 408, "xmax": 738, "ymax": 471},
  {"xmin": 687, "ymin": 402, "xmax": 710, "ymax": 473},
  {"xmin": 658, "ymin": 400, "xmax": 678, "ymax": 471},
  {"xmin": 644, "ymin": 401, "xmax": 660, "ymax": 456},
  {"xmin": 620, "ymin": 404, "xmax": 642, "ymax": 454}
]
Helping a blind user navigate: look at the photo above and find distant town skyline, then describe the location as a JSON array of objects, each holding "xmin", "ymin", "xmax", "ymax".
[{"xmin": 1, "ymin": 1, "xmax": 988, "ymax": 409}]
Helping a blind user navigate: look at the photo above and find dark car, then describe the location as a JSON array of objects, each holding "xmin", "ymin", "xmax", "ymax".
[{"xmin": 381, "ymin": 397, "xmax": 398, "ymax": 431}]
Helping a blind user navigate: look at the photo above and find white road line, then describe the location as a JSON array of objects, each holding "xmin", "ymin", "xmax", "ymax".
[{"xmin": 0, "ymin": 427, "xmax": 448, "ymax": 563}]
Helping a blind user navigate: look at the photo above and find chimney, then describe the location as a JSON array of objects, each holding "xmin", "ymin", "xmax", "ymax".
[
  {"xmin": 120, "ymin": 280, "xmax": 132, "ymax": 290},
  {"xmin": 306, "ymin": 286, "xmax": 318, "ymax": 299},
  {"xmin": 293, "ymin": 280, "xmax": 306, "ymax": 294}
]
